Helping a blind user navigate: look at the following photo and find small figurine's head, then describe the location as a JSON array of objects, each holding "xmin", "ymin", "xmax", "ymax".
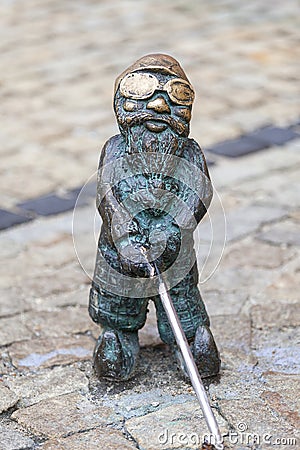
[{"xmin": 114, "ymin": 54, "xmax": 194, "ymax": 139}]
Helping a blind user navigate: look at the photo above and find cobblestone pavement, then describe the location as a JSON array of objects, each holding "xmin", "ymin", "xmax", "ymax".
[{"xmin": 0, "ymin": 1, "xmax": 299, "ymax": 450}]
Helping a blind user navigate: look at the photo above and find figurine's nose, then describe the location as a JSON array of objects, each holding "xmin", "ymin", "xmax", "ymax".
[{"xmin": 146, "ymin": 96, "xmax": 170, "ymax": 114}]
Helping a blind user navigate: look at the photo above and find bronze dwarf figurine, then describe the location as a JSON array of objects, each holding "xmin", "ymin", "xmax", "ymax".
[{"xmin": 89, "ymin": 54, "xmax": 220, "ymax": 380}]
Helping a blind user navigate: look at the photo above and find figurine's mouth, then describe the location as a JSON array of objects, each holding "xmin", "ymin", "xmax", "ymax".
[{"xmin": 145, "ymin": 120, "xmax": 168, "ymax": 133}]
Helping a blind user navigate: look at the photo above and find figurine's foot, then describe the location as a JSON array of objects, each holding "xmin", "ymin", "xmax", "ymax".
[
  {"xmin": 191, "ymin": 325, "xmax": 220, "ymax": 378},
  {"xmin": 175, "ymin": 325, "xmax": 220, "ymax": 379},
  {"xmin": 93, "ymin": 328, "xmax": 139, "ymax": 381}
]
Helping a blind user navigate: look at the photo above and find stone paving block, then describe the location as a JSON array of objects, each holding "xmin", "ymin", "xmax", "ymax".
[
  {"xmin": 3, "ymin": 365, "xmax": 89, "ymax": 407},
  {"xmin": 203, "ymin": 290, "xmax": 248, "ymax": 317},
  {"xmin": 257, "ymin": 220, "xmax": 300, "ymax": 246},
  {"xmin": 199, "ymin": 203, "xmax": 287, "ymax": 243},
  {"xmin": 218, "ymin": 398, "xmax": 296, "ymax": 448},
  {"xmin": 17, "ymin": 192, "xmax": 88, "ymax": 217},
  {"xmin": 290, "ymin": 210, "xmax": 300, "ymax": 222},
  {"xmin": 0, "ymin": 287, "xmax": 32, "ymax": 318},
  {"xmin": 209, "ymin": 371, "xmax": 263, "ymax": 402},
  {"xmin": 251, "ymin": 303, "xmax": 300, "ymax": 330},
  {"xmin": 232, "ymin": 168, "xmax": 300, "ymax": 209},
  {"xmin": 248, "ymin": 125, "xmax": 299, "ymax": 146},
  {"xmin": 0, "ymin": 384, "xmax": 19, "ymax": 413},
  {"xmin": 11, "ymin": 392, "xmax": 114, "ymax": 438},
  {"xmin": 210, "ymin": 142, "xmax": 300, "ymax": 191},
  {"xmin": 27, "ymin": 235, "xmax": 78, "ymax": 270},
  {"xmin": 206, "ymin": 266, "xmax": 274, "ymax": 297},
  {"xmin": 262, "ymin": 270, "xmax": 300, "ymax": 302},
  {"xmin": 261, "ymin": 372, "xmax": 300, "ymax": 415},
  {"xmin": 0, "ymin": 208, "xmax": 32, "ymax": 230},
  {"xmin": 0, "ymin": 420, "xmax": 35, "ymax": 450},
  {"xmin": 126, "ymin": 401, "xmax": 227, "ymax": 450},
  {"xmin": 252, "ymin": 327, "xmax": 300, "ymax": 375},
  {"xmin": 0, "ymin": 316, "xmax": 32, "ymax": 346},
  {"xmin": 20, "ymin": 265, "xmax": 89, "ymax": 299},
  {"xmin": 21, "ymin": 307, "xmax": 96, "ymax": 338},
  {"xmin": 8, "ymin": 334, "xmax": 93, "ymax": 370},
  {"xmin": 0, "ymin": 358, "xmax": 11, "ymax": 376},
  {"xmin": 260, "ymin": 390, "xmax": 300, "ymax": 430},
  {"xmin": 29, "ymin": 287, "xmax": 89, "ymax": 310},
  {"xmin": 0, "ymin": 237, "xmax": 23, "ymax": 259},
  {"xmin": 0, "ymin": 212, "xmax": 75, "ymax": 248},
  {"xmin": 210, "ymin": 315, "xmax": 256, "ymax": 373},
  {"xmin": 208, "ymin": 135, "xmax": 267, "ymax": 158},
  {"xmin": 41, "ymin": 428, "xmax": 137, "ymax": 450},
  {"xmin": 104, "ymin": 388, "xmax": 195, "ymax": 421},
  {"xmin": 221, "ymin": 238, "xmax": 293, "ymax": 269}
]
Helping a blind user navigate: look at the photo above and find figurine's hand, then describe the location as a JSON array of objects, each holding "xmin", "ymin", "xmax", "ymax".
[
  {"xmin": 146, "ymin": 221, "xmax": 181, "ymax": 274},
  {"xmin": 117, "ymin": 238, "xmax": 151, "ymax": 277},
  {"xmin": 111, "ymin": 211, "xmax": 140, "ymax": 242}
]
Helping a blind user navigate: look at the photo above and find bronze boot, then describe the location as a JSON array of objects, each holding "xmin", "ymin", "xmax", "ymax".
[
  {"xmin": 93, "ymin": 328, "xmax": 139, "ymax": 380},
  {"xmin": 191, "ymin": 324, "xmax": 220, "ymax": 378}
]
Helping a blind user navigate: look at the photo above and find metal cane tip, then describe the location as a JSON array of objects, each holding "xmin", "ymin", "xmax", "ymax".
[{"xmin": 202, "ymin": 443, "xmax": 223, "ymax": 450}]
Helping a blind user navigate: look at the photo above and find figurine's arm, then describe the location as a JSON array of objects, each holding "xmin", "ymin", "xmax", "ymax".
[
  {"xmin": 96, "ymin": 136, "xmax": 139, "ymax": 242},
  {"xmin": 171, "ymin": 139, "xmax": 213, "ymax": 230}
]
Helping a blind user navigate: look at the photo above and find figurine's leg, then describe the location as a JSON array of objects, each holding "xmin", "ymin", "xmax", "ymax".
[
  {"xmin": 89, "ymin": 285, "xmax": 148, "ymax": 380},
  {"xmin": 154, "ymin": 264, "xmax": 220, "ymax": 378}
]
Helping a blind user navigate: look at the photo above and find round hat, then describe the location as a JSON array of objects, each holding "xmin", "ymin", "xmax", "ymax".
[{"xmin": 114, "ymin": 53, "xmax": 192, "ymax": 95}]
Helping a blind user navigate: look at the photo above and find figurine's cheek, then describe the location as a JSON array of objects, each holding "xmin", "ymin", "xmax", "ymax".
[
  {"xmin": 173, "ymin": 107, "xmax": 191, "ymax": 122},
  {"xmin": 123, "ymin": 99, "xmax": 139, "ymax": 112}
]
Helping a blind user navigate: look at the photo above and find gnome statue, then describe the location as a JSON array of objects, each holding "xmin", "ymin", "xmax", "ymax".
[{"xmin": 89, "ymin": 54, "xmax": 220, "ymax": 380}]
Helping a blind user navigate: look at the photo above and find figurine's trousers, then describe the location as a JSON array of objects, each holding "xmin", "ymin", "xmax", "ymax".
[{"xmin": 89, "ymin": 264, "xmax": 209, "ymax": 345}]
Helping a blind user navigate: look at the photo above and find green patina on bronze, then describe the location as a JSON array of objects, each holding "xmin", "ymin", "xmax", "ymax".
[{"xmin": 89, "ymin": 54, "xmax": 220, "ymax": 380}]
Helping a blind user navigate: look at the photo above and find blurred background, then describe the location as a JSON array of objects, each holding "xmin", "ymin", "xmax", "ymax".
[{"xmin": 1, "ymin": 0, "xmax": 299, "ymax": 209}]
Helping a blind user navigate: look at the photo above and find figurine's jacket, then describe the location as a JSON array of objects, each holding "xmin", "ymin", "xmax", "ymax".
[{"xmin": 93, "ymin": 133, "xmax": 212, "ymax": 293}]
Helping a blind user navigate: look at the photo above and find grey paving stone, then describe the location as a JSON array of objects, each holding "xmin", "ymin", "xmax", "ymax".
[
  {"xmin": 3, "ymin": 366, "xmax": 89, "ymax": 407},
  {"xmin": 8, "ymin": 335, "xmax": 94, "ymax": 370},
  {"xmin": 261, "ymin": 372, "xmax": 300, "ymax": 415},
  {"xmin": 0, "ymin": 421, "xmax": 35, "ymax": 450},
  {"xmin": 0, "ymin": 288, "xmax": 32, "ymax": 318},
  {"xmin": 70, "ymin": 181, "xmax": 97, "ymax": 200},
  {"xmin": 104, "ymin": 388, "xmax": 195, "ymax": 421},
  {"xmin": 251, "ymin": 303, "xmax": 300, "ymax": 330},
  {"xmin": 0, "ymin": 209, "xmax": 32, "ymax": 230},
  {"xmin": 262, "ymin": 269, "xmax": 300, "ymax": 302},
  {"xmin": 41, "ymin": 428, "xmax": 137, "ymax": 450},
  {"xmin": 208, "ymin": 135, "xmax": 267, "ymax": 158},
  {"xmin": 0, "ymin": 384, "xmax": 19, "ymax": 413},
  {"xmin": 231, "ymin": 166, "xmax": 300, "ymax": 209},
  {"xmin": 0, "ymin": 316, "xmax": 32, "ymax": 346},
  {"xmin": 260, "ymin": 390, "xmax": 300, "ymax": 431},
  {"xmin": 126, "ymin": 401, "xmax": 227, "ymax": 450},
  {"xmin": 210, "ymin": 315, "xmax": 254, "ymax": 372},
  {"xmin": 221, "ymin": 239, "xmax": 292, "ymax": 269},
  {"xmin": 248, "ymin": 125, "xmax": 299, "ymax": 146},
  {"xmin": 21, "ymin": 307, "xmax": 97, "ymax": 339},
  {"xmin": 205, "ymin": 266, "xmax": 274, "ymax": 298},
  {"xmin": 252, "ymin": 327, "xmax": 300, "ymax": 375},
  {"xmin": 218, "ymin": 398, "xmax": 296, "ymax": 448},
  {"xmin": 20, "ymin": 264, "xmax": 89, "ymax": 299},
  {"xmin": 204, "ymin": 290, "xmax": 248, "ymax": 317},
  {"xmin": 11, "ymin": 393, "xmax": 114, "ymax": 438},
  {"xmin": 209, "ymin": 370, "xmax": 263, "ymax": 402},
  {"xmin": 257, "ymin": 220, "xmax": 300, "ymax": 246},
  {"xmin": 199, "ymin": 203, "xmax": 288, "ymax": 243},
  {"xmin": 17, "ymin": 193, "xmax": 80, "ymax": 216}
]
